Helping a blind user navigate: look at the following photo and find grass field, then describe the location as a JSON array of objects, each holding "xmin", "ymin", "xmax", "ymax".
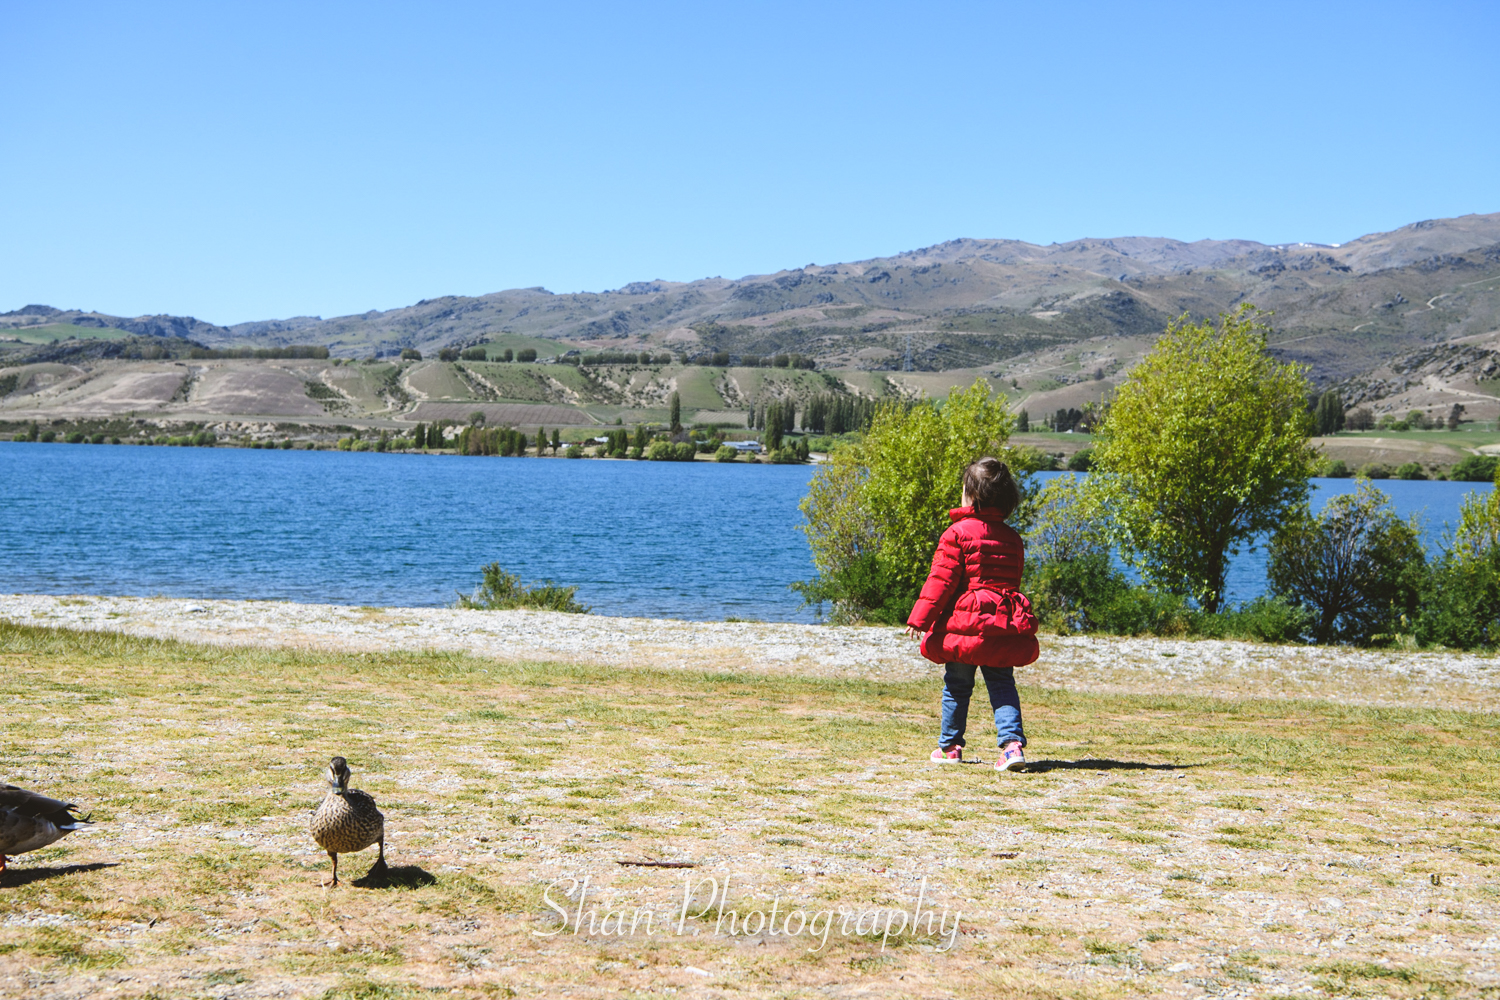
[
  {"xmin": 1331, "ymin": 429, "xmax": 1500, "ymax": 449},
  {"xmin": 1, "ymin": 623, "xmax": 1496, "ymax": 998},
  {"xmin": 470, "ymin": 335, "xmax": 577, "ymax": 361},
  {"xmin": 0, "ymin": 324, "xmax": 131, "ymax": 345}
]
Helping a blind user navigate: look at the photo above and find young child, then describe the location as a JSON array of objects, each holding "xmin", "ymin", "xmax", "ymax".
[{"xmin": 905, "ymin": 457, "xmax": 1039, "ymax": 772}]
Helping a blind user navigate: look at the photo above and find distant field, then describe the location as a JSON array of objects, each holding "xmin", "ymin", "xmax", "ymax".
[
  {"xmin": 0, "ymin": 323, "xmax": 130, "ymax": 344},
  {"xmin": 1332, "ymin": 428, "xmax": 1500, "ymax": 448},
  {"xmin": 1011, "ymin": 430, "xmax": 1094, "ymax": 458},
  {"xmin": 471, "ymin": 333, "xmax": 576, "ymax": 359}
]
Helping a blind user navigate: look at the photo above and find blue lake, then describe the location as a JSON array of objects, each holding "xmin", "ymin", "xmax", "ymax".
[
  {"xmin": 0, "ymin": 443, "xmax": 818, "ymax": 621},
  {"xmin": 0, "ymin": 443, "xmax": 1491, "ymax": 620}
]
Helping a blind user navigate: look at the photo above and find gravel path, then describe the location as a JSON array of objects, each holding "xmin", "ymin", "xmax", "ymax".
[{"xmin": 4, "ymin": 593, "xmax": 1498, "ymax": 712}]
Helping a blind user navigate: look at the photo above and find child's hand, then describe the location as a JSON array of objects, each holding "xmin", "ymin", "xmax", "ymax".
[{"xmin": 903, "ymin": 624, "xmax": 924, "ymax": 639}]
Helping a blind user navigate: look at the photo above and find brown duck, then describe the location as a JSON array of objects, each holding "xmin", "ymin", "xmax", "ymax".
[
  {"xmin": 1, "ymin": 783, "xmax": 91, "ymax": 872},
  {"xmin": 309, "ymin": 757, "xmax": 386, "ymax": 886}
]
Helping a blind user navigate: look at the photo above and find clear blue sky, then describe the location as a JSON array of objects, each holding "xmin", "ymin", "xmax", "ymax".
[{"xmin": 3, "ymin": 1, "xmax": 1496, "ymax": 325}]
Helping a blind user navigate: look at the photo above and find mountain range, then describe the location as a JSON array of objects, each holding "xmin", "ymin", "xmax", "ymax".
[{"xmin": 5, "ymin": 212, "xmax": 1500, "ymax": 398}]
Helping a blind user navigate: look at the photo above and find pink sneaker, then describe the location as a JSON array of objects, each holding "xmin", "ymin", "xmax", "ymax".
[
  {"xmin": 996, "ymin": 742, "xmax": 1026, "ymax": 772},
  {"xmin": 930, "ymin": 746, "xmax": 962, "ymax": 763}
]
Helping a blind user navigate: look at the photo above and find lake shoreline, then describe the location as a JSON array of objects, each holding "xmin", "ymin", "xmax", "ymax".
[{"xmin": 4, "ymin": 592, "xmax": 1496, "ymax": 713}]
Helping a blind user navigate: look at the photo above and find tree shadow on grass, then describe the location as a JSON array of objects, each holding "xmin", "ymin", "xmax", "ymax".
[
  {"xmin": 1024, "ymin": 759, "xmax": 1204, "ymax": 774},
  {"xmin": 1, "ymin": 862, "xmax": 120, "ymax": 888},
  {"xmin": 352, "ymin": 862, "xmax": 436, "ymax": 890}
]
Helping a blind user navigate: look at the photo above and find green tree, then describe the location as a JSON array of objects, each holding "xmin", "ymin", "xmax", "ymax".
[
  {"xmin": 550, "ymin": 428, "xmax": 561, "ymax": 454},
  {"xmin": 1314, "ymin": 390, "xmax": 1344, "ymax": 436},
  {"xmin": 669, "ymin": 391, "xmax": 682, "ymax": 433},
  {"xmin": 798, "ymin": 380, "xmax": 1032, "ymax": 622},
  {"xmin": 1091, "ymin": 305, "xmax": 1317, "ymax": 611},
  {"xmin": 1016, "ymin": 408, "xmax": 1029, "ymax": 432},
  {"xmin": 765, "ymin": 402, "xmax": 784, "ymax": 450},
  {"xmin": 1267, "ymin": 479, "xmax": 1425, "ymax": 644}
]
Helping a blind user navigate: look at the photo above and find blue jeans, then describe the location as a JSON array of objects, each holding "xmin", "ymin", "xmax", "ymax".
[{"xmin": 940, "ymin": 662, "xmax": 1025, "ymax": 749}]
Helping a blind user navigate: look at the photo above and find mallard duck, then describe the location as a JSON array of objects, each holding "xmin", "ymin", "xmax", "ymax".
[
  {"xmin": 0, "ymin": 783, "xmax": 91, "ymax": 872},
  {"xmin": 309, "ymin": 757, "xmax": 386, "ymax": 887}
]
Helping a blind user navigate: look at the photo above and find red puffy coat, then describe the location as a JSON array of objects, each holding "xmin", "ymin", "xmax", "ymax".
[{"xmin": 906, "ymin": 507, "xmax": 1039, "ymax": 668}]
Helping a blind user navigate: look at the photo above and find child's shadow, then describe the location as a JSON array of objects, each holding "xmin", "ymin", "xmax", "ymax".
[
  {"xmin": 1023, "ymin": 758, "xmax": 1200, "ymax": 773},
  {"xmin": 352, "ymin": 863, "xmax": 436, "ymax": 889}
]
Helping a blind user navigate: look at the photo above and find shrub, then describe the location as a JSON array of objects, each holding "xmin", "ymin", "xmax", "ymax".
[
  {"xmin": 1320, "ymin": 458, "xmax": 1350, "ymax": 478},
  {"xmin": 517, "ymin": 348, "xmax": 537, "ymax": 362},
  {"xmin": 88, "ymin": 433, "xmax": 106, "ymax": 444},
  {"xmin": 1414, "ymin": 462, "xmax": 1500, "ymax": 650},
  {"xmin": 715, "ymin": 445, "xmax": 740, "ymax": 462},
  {"xmin": 1267, "ymin": 480, "xmax": 1425, "ymax": 644},
  {"xmin": 1394, "ymin": 462, "xmax": 1426, "ymax": 480},
  {"xmin": 791, "ymin": 552, "xmax": 914, "ymax": 625},
  {"xmin": 565, "ymin": 444, "xmax": 584, "ymax": 458},
  {"xmin": 798, "ymin": 380, "xmax": 1032, "ymax": 623},
  {"xmin": 1195, "ymin": 596, "xmax": 1314, "ymax": 643},
  {"xmin": 1450, "ymin": 455, "xmax": 1498, "ymax": 481},
  {"xmin": 1022, "ymin": 476, "xmax": 1121, "ymax": 632},
  {"xmin": 1357, "ymin": 462, "xmax": 1391, "ymax": 479},
  {"xmin": 65, "ymin": 431, "xmax": 86, "ymax": 443},
  {"xmin": 646, "ymin": 441, "xmax": 696, "ymax": 461},
  {"xmin": 457, "ymin": 563, "xmax": 588, "ymax": 614},
  {"xmin": 1066, "ymin": 448, "xmax": 1093, "ymax": 472},
  {"xmin": 460, "ymin": 346, "xmax": 488, "ymax": 361},
  {"xmin": 439, "ymin": 347, "xmax": 460, "ymax": 361},
  {"xmin": 400, "ymin": 348, "xmax": 422, "ymax": 361}
]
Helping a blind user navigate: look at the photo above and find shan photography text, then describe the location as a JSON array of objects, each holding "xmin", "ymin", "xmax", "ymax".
[{"xmin": 535, "ymin": 874, "xmax": 962, "ymax": 952}]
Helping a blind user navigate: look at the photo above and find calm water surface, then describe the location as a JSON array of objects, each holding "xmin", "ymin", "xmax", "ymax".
[
  {"xmin": 1, "ymin": 444, "xmax": 1490, "ymax": 619},
  {"xmin": 0, "ymin": 443, "xmax": 818, "ymax": 621}
]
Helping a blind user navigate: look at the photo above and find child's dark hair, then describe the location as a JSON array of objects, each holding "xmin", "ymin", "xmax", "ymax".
[{"xmin": 963, "ymin": 457, "xmax": 1020, "ymax": 518}]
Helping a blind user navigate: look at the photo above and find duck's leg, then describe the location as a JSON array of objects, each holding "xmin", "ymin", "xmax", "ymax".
[
  {"xmin": 369, "ymin": 836, "xmax": 388, "ymax": 873},
  {"xmin": 0, "ymin": 854, "xmax": 7, "ymax": 873},
  {"xmin": 324, "ymin": 850, "xmax": 339, "ymax": 887}
]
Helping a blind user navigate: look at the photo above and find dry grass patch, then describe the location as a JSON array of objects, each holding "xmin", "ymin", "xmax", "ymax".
[{"xmin": 0, "ymin": 623, "xmax": 1497, "ymax": 998}]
